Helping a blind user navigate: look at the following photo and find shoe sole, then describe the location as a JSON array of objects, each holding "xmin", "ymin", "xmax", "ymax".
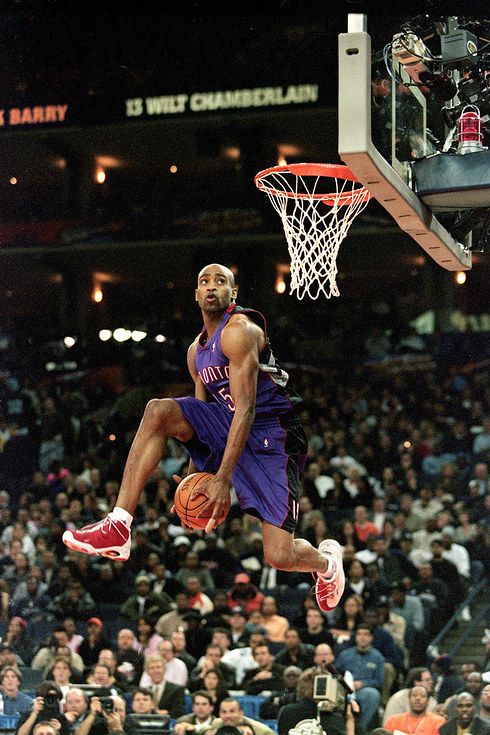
[
  {"xmin": 62, "ymin": 530, "xmax": 131, "ymax": 561},
  {"xmin": 315, "ymin": 539, "xmax": 345, "ymax": 612}
]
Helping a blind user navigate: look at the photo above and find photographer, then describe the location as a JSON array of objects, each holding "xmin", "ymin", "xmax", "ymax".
[
  {"xmin": 17, "ymin": 681, "xmax": 70, "ymax": 735},
  {"xmin": 74, "ymin": 695, "xmax": 127, "ymax": 735},
  {"xmin": 277, "ymin": 668, "xmax": 357, "ymax": 735}
]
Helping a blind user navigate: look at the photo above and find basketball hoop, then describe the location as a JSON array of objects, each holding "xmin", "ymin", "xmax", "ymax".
[{"xmin": 254, "ymin": 163, "xmax": 372, "ymax": 299}]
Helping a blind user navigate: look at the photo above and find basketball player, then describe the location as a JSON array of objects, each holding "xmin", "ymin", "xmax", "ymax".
[{"xmin": 63, "ymin": 263, "xmax": 344, "ymax": 612}]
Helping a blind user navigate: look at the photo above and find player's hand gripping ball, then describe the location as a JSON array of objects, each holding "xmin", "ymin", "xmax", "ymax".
[{"xmin": 173, "ymin": 472, "xmax": 227, "ymax": 530}]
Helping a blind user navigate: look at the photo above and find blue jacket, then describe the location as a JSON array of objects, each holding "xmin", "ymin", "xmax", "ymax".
[{"xmin": 335, "ymin": 645, "xmax": 385, "ymax": 690}]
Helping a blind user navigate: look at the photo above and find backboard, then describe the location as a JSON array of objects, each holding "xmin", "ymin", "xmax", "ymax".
[{"xmin": 338, "ymin": 14, "xmax": 473, "ymax": 270}]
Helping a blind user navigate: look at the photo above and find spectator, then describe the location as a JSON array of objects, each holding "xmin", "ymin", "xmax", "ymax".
[
  {"xmin": 242, "ymin": 642, "xmax": 285, "ymax": 695},
  {"xmin": 203, "ymin": 593, "xmax": 233, "ymax": 631},
  {"xmin": 155, "ymin": 591, "xmax": 190, "ymax": 636},
  {"xmin": 330, "ymin": 595, "xmax": 364, "ymax": 643},
  {"xmin": 128, "ymin": 688, "xmax": 155, "ymax": 715},
  {"xmin": 259, "ymin": 665, "xmax": 301, "ymax": 719},
  {"xmin": 63, "ymin": 617, "xmax": 84, "ymax": 653},
  {"xmin": 384, "ymin": 685, "xmax": 445, "ymax": 735},
  {"xmin": 31, "ymin": 632, "xmax": 85, "ymax": 677},
  {"xmin": 48, "ymin": 581, "xmax": 96, "ymax": 621},
  {"xmin": 64, "ymin": 687, "xmax": 88, "ymax": 734},
  {"xmin": 140, "ymin": 639, "xmax": 188, "ymax": 688},
  {"xmin": 256, "ymin": 596, "xmax": 289, "ymax": 643},
  {"xmin": 228, "ymin": 607, "xmax": 250, "ymax": 648},
  {"xmin": 136, "ymin": 617, "xmax": 163, "ymax": 657},
  {"xmin": 17, "ymin": 681, "xmax": 69, "ymax": 735},
  {"xmin": 50, "ymin": 657, "xmax": 77, "ymax": 700},
  {"xmin": 186, "ymin": 577, "xmax": 214, "ymax": 616},
  {"xmin": 335, "ymin": 624, "xmax": 385, "ymax": 732},
  {"xmin": 202, "ymin": 668, "xmax": 230, "ymax": 716},
  {"xmin": 0, "ymin": 665, "xmax": 33, "ymax": 714},
  {"xmin": 431, "ymin": 655, "xmax": 464, "ymax": 704},
  {"xmin": 211, "ymin": 698, "xmax": 276, "ymax": 735},
  {"xmin": 120, "ymin": 574, "xmax": 173, "ymax": 626},
  {"xmin": 4, "ymin": 615, "xmax": 34, "ymax": 664},
  {"xmin": 86, "ymin": 663, "xmax": 121, "ymax": 695},
  {"xmin": 175, "ymin": 552, "xmax": 215, "ymax": 592},
  {"xmin": 77, "ymin": 618, "xmax": 112, "ymax": 668},
  {"xmin": 143, "ymin": 653, "xmax": 185, "ymax": 718},
  {"xmin": 299, "ymin": 607, "xmax": 335, "ymax": 648},
  {"xmin": 97, "ymin": 650, "xmax": 129, "ymax": 692},
  {"xmin": 173, "ymin": 690, "xmax": 217, "ymax": 735},
  {"xmin": 72, "ymin": 694, "xmax": 127, "ymax": 735},
  {"xmin": 375, "ymin": 597, "xmax": 407, "ymax": 650},
  {"xmin": 383, "ymin": 667, "xmax": 438, "ymax": 722},
  {"xmin": 220, "ymin": 631, "xmax": 267, "ymax": 687},
  {"xmin": 226, "ymin": 574, "xmax": 264, "ymax": 615},
  {"xmin": 439, "ymin": 692, "xmax": 490, "ymax": 735},
  {"xmin": 313, "ymin": 643, "xmax": 335, "ymax": 673},
  {"xmin": 480, "ymin": 684, "xmax": 490, "ymax": 723},
  {"xmin": 274, "ymin": 628, "xmax": 315, "ymax": 670},
  {"xmin": 115, "ymin": 628, "xmax": 144, "ymax": 687},
  {"xmin": 389, "ymin": 582, "xmax": 425, "ymax": 634},
  {"xmin": 181, "ymin": 610, "xmax": 212, "ymax": 661},
  {"xmin": 170, "ymin": 629, "xmax": 198, "ymax": 674},
  {"xmin": 189, "ymin": 644, "xmax": 235, "ymax": 692}
]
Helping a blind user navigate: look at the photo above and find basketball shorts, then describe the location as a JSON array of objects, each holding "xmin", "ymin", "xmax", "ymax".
[{"xmin": 175, "ymin": 397, "xmax": 307, "ymax": 533}]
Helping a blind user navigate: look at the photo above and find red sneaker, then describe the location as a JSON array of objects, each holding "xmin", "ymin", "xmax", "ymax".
[
  {"xmin": 313, "ymin": 539, "xmax": 345, "ymax": 612},
  {"xmin": 62, "ymin": 516, "xmax": 131, "ymax": 560}
]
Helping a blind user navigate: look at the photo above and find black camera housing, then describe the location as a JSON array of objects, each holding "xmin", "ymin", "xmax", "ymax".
[{"xmin": 98, "ymin": 697, "xmax": 114, "ymax": 713}]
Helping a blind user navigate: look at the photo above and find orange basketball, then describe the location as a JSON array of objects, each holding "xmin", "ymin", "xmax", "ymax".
[{"xmin": 173, "ymin": 472, "xmax": 226, "ymax": 530}]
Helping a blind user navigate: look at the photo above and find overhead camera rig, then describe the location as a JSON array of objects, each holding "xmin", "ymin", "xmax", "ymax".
[{"xmin": 381, "ymin": 15, "xmax": 490, "ymax": 251}]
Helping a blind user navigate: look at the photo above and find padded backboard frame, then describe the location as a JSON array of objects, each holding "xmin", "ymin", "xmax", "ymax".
[{"xmin": 338, "ymin": 14, "xmax": 471, "ymax": 270}]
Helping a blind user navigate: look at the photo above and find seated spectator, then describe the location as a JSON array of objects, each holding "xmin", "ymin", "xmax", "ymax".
[
  {"xmin": 228, "ymin": 606, "xmax": 250, "ymax": 648},
  {"xmin": 170, "ymin": 630, "xmax": 198, "ymax": 674},
  {"xmin": 444, "ymin": 671, "xmax": 485, "ymax": 719},
  {"xmin": 384, "ymin": 685, "xmax": 445, "ymax": 735},
  {"xmin": 353, "ymin": 506, "xmax": 381, "ymax": 544},
  {"xmin": 115, "ymin": 629, "xmax": 145, "ymax": 688},
  {"xmin": 64, "ymin": 687, "xmax": 88, "ymax": 733},
  {"xmin": 220, "ymin": 630, "xmax": 267, "ymax": 687},
  {"xmin": 480, "ymin": 684, "xmax": 490, "ymax": 723},
  {"xmin": 174, "ymin": 689, "xmax": 217, "ymax": 735},
  {"xmin": 383, "ymin": 667, "xmax": 437, "ymax": 722},
  {"xmin": 431, "ymin": 655, "xmax": 464, "ymax": 704},
  {"xmin": 155, "ymin": 591, "xmax": 190, "ymax": 636},
  {"xmin": 273, "ymin": 628, "xmax": 315, "ymax": 670},
  {"xmin": 211, "ymin": 698, "xmax": 276, "ymax": 735},
  {"xmin": 10, "ymin": 574, "xmax": 51, "ymax": 623},
  {"xmin": 0, "ymin": 665, "xmax": 33, "ymax": 714},
  {"xmin": 330, "ymin": 594, "xmax": 364, "ymax": 643},
  {"xmin": 4, "ymin": 615, "xmax": 34, "ymax": 664},
  {"xmin": 182, "ymin": 610, "xmax": 212, "ymax": 661},
  {"xmin": 439, "ymin": 692, "xmax": 489, "ymax": 735},
  {"xmin": 187, "ymin": 577, "xmax": 214, "ymax": 616},
  {"xmin": 129, "ymin": 688, "xmax": 155, "ymax": 715},
  {"xmin": 242, "ymin": 642, "xmax": 285, "ymax": 695},
  {"xmin": 120, "ymin": 574, "xmax": 173, "ymax": 626},
  {"xmin": 143, "ymin": 654, "xmax": 185, "ymax": 718},
  {"xmin": 202, "ymin": 668, "xmax": 230, "ymax": 716},
  {"xmin": 17, "ymin": 681, "xmax": 69, "ymax": 735},
  {"xmin": 375, "ymin": 597, "xmax": 407, "ymax": 650},
  {"xmin": 48, "ymin": 657, "xmax": 79, "ymax": 699},
  {"xmin": 226, "ymin": 573, "xmax": 264, "ymax": 615},
  {"xmin": 203, "ymin": 593, "xmax": 234, "ymax": 631},
  {"xmin": 299, "ymin": 607, "xmax": 335, "ymax": 648},
  {"xmin": 86, "ymin": 662, "xmax": 121, "ymax": 695},
  {"xmin": 313, "ymin": 643, "xmax": 335, "ymax": 672},
  {"xmin": 259, "ymin": 665, "xmax": 301, "ymax": 719},
  {"xmin": 71, "ymin": 694, "xmax": 127, "ymax": 735},
  {"xmin": 139, "ymin": 639, "xmax": 188, "ymax": 688},
  {"xmin": 136, "ymin": 617, "xmax": 163, "ymax": 657},
  {"xmin": 77, "ymin": 618, "xmax": 112, "ymax": 668},
  {"xmin": 96, "ymin": 650, "xmax": 129, "ymax": 692},
  {"xmin": 31, "ymin": 632, "xmax": 85, "ymax": 677},
  {"xmin": 63, "ymin": 617, "xmax": 84, "ymax": 653},
  {"xmin": 175, "ymin": 551, "xmax": 215, "ymax": 592},
  {"xmin": 48, "ymin": 581, "xmax": 96, "ymax": 621},
  {"xmin": 256, "ymin": 596, "xmax": 289, "ymax": 643},
  {"xmin": 189, "ymin": 644, "xmax": 236, "ymax": 692},
  {"xmin": 335, "ymin": 624, "xmax": 385, "ymax": 732}
]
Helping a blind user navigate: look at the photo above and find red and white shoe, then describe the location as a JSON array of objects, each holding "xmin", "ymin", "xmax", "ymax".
[
  {"xmin": 62, "ymin": 515, "xmax": 131, "ymax": 560},
  {"xmin": 313, "ymin": 539, "xmax": 345, "ymax": 612}
]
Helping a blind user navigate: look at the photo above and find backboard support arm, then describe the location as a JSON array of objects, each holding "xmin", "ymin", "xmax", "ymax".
[{"xmin": 338, "ymin": 17, "xmax": 471, "ymax": 270}]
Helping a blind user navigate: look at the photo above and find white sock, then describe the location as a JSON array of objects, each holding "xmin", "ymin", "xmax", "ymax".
[{"xmin": 111, "ymin": 506, "xmax": 133, "ymax": 527}]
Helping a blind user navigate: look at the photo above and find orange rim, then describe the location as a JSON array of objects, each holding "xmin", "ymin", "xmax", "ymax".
[{"xmin": 254, "ymin": 162, "xmax": 372, "ymax": 205}]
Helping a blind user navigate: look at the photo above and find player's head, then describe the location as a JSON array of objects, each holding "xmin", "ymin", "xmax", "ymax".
[{"xmin": 195, "ymin": 263, "xmax": 238, "ymax": 313}]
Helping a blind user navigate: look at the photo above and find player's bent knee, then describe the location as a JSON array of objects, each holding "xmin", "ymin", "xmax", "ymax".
[
  {"xmin": 264, "ymin": 546, "xmax": 296, "ymax": 571},
  {"xmin": 143, "ymin": 398, "xmax": 178, "ymax": 429}
]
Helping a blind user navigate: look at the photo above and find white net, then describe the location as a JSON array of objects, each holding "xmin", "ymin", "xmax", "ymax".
[{"xmin": 255, "ymin": 165, "xmax": 372, "ymax": 299}]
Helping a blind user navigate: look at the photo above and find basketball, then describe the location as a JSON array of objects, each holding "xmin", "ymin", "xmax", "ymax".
[{"xmin": 173, "ymin": 472, "xmax": 226, "ymax": 530}]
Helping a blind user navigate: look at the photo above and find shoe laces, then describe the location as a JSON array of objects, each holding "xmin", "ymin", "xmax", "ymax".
[{"xmin": 311, "ymin": 573, "xmax": 337, "ymax": 601}]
